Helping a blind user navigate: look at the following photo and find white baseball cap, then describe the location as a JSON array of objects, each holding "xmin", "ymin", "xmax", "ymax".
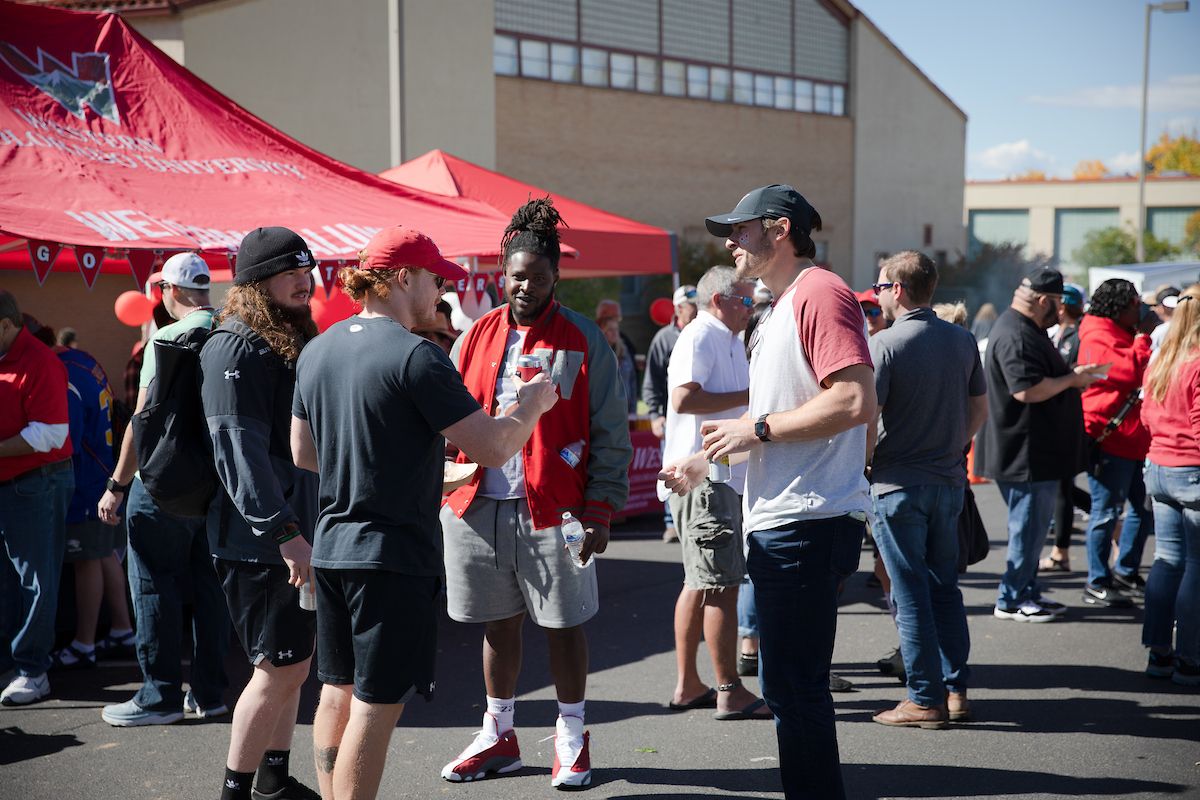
[
  {"xmin": 149, "ymin": 252, "xmax": 211, "ymax": 289},
  {"xmin": 673, "ymin": 285, "xmax": 697, "ymax": 306}
]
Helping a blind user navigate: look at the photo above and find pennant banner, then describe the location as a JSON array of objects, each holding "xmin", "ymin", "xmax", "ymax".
[
  {"xmin": 126, "ymin": 249, "xmax": 155, "ymax": 291},
  {"xmin": 471, "ymin": 273, "xmax": 489, "ymax": 305},
  {"xmin": 315, "ymin": 262, "xmax": 340, "ymax": 298},
  {"xmin": 75, "ymin": 245, "xmax": 106, "ymax": 289},
  {"xmin": 453, "ymin": 277, "xmax": 467, "ymax": 296},
  {"xmin": 493, "ymin": 272, "xmax": 506, "ymax": 294},
  {"xmin": 27, "ymin": 239, "xmax": 61, "ymax": 286}
]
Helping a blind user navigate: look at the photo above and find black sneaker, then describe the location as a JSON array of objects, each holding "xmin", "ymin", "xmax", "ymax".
[
  {"xmin": 1082, "ymin": 583, "xmax": 1134, "ymax": 608},
  {"xmin": 252, "ymin": 776, "xmax": 321, "ymax": 800},
  {"xmin": 1112, "ymin": 572, "xmax": 1146, "ymax": 599},
  {"xmin": 1172, "ymin": 659, "xmax": 1200, "ymax": 687},
  {"xmin": 829, "ymin": 674, "xmax": 854, "ymax": 693},
  {"xmin": 1146, "ymin": 650, "xmax": 1176, "ymax": 679}
]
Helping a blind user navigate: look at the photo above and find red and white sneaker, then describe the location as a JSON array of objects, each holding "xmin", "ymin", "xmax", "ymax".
[
  {"xmin": 550, "ymin": 715, "xmax": 591, "ymax": 790},
  {"xmin": 440, "ymin": 720, "xmax": 523, "ymax": 782}
]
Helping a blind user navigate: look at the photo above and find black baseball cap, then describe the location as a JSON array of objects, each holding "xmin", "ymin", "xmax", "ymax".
[
  {"xmin": 1021, "ymin": 267, "xmax": 1064, "ymax": 296},
  {"xmin": 705, "ymin": 184, "xmax": 819, "ymax": 238}
]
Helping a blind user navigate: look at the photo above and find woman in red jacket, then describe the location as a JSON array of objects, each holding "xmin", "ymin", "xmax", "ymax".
[
  {"xmin": 1076, "ymin": 279, "xmax": 1152, "ymax": 608},
  {"xmin": 1141, "ymin": 283, "xmax": 1200, "ymax": 685}
]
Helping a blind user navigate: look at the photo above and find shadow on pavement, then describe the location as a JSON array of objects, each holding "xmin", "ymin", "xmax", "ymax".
[
  {"xmin": 0, "ymin": 726, "xmax": 81, "ymax": 765},
  {"xmin": 842, "ymin": 763, "xmax": 1188, "ymax": 798},
  {"xmin": 592, "ymin": 765, "xmax": 782, "ymax": 794}
]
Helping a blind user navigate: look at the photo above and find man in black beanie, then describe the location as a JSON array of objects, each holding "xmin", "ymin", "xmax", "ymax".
[{"xmin": 200, "ymin": 226, "xmax": 322, "ymax": 800}]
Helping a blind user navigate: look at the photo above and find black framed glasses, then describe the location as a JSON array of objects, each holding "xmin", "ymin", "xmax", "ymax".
[
  {"xmin": 724, "ymin": 294, "xmax": 754, "ymax": 307},
  {"xmin": 872, "ymin": 282, "xmax": 904, "ymax": 295}
]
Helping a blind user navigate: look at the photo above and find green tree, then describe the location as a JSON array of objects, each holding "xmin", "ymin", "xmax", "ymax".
[
  {"xmin": 1072, "ymin": 225, "xmax": 1178, "ymax": 267},
  {"xmin": 1183, "ymin": 210, "xmax": 1200, "ymax": 257}
]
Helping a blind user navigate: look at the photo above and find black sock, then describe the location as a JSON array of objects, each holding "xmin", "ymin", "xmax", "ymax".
[
  {"xmin": 220, "ymin": 767, "xmax": 254, "ymax": 800},
  {"xmin": 255, "ymin": 749, "xmax": 290, "ymax": 794}
]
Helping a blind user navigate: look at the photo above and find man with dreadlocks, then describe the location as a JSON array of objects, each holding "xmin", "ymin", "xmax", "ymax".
[
  {"xmin": 440, "ymin": 198, "xmax": 632, "ymax": 789},
  {"xmin": 199, "ymin": 227, "xmax": 322, "ymax": 800}
]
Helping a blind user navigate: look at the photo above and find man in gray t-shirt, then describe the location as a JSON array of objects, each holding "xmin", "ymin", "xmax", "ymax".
[{"xmin": 867, "ymin": 251, "xmax": 987, "ymax": 731}]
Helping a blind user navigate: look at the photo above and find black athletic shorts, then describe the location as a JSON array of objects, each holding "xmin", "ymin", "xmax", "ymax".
[
  {"xmin": 315, "ymin": 568, "xmax": 440, "ymax": 705},
  {"xmin": 215, "ymin": 559, "xmax": 316, "ymax": 668}
]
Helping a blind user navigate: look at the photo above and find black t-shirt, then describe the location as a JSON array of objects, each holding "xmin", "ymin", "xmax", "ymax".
[
  {"xmin": 980, "ymin": 308, "xmax": 1083, "ymax": 482},
  {"xmin": 292, "ymin": 315, "xmax": 481, "ymax": 574}
]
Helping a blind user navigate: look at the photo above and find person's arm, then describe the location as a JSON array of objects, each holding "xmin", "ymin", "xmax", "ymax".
[
  {"xmin": 290, "ymin": 415, "xmax": 318, "ymax": 473},
  {"xmin": 966, "ymin": 394, "xmax": 988, "ymax": 442},
  {"xmin": 1011, "ymin": 364, "xmax": 1106, "ymax": 403},
  {"xmin": 97, "ymin": 384, "xmax": 146, "ymax": 525},
  {"xmin": 671, "ymin": 383, "xmax": 750, "ymax": 415},
  {"xmin": 442, "ymin": 374, "xmax": 558, "ymax": 466}
]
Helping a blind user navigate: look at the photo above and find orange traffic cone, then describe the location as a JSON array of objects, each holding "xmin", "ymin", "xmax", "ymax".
[{"xmin": 967, "ymin": 440, "xmax": 989, "ymax": 484}]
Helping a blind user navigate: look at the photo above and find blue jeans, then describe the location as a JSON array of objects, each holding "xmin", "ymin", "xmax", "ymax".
[
  {"xmin": 995, "ymin": 480, "xmax": 1057, "ymax": 608},
  {"xmin": 125, "ymin": 478, "xmax": 229, "ymax": 711},
  {"xmin": 871, "ymin": 485, "xmax": 970, "ymax": 707},
  {"xmin": 1085, "ymin": 451, "xmax": 1148, "ymax": 587},
  {"xmin": 1115, "ymin": 469, "xmax": 1153, "ymax": 580},
  {"xmin": 747, "ymin": 515, "xmax": 863, "ymax": 800},
  {"xmin": 0, "ymin": 462, "xmax": 73, "ymax": 676},
  {"xmin": 737, "ymin": 574, "xmax": 757, "ymax": 640},
  {"xmin": 1141, "ymin": 462, "xmax": 1200, "ymax": 662}
]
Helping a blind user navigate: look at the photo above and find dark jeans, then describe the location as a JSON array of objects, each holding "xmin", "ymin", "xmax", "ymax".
[
  {"xmin": 1051, "ymin": 475, "xmax": 1090, "ymax": 550},
  {"xmin": 1115, "ymin": 469, "xmax": 1153, "ymax": 580},
  {"xmin": 125, "ymin": 478, "xmax": 229, "ymax": 710},
  {"xmin": 1086, "ymin": 451, "xmax": 1152, "ymax": 587},
  {"xmin": 747, "ymin": 515, "xmax": 864, "ymax": 800}
]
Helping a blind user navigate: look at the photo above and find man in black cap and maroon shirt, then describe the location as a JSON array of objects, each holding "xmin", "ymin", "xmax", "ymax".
[
  {"xmin": 290, "ymin": 226, "xmax": 557, "ymax": 800},
  {"xmin": 979, "ymin": 268, "xmax": 1107, "ymax": 623},
  {"xmin": 200, "ymin": 226, "xmax": 323, "ymax": 800}
]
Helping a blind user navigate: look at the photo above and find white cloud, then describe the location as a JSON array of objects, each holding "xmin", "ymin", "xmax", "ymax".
[
  {"xmin": 1028, "ymin": 74, "xmax": 1200, "ymax": 112},
  {"xmin": 1163, "ymin": 116, "xmax": 1199, "ymax": 137},
  {"xmin": 970, "ymin": 139, "xmax": 1057, "ymax": 177},
  {"xmin": 1108, "ymin": 150, "xmax": 1141, "ymax": 175}
]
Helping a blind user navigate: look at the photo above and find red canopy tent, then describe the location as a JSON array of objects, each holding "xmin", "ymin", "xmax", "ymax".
[
  {"xmin": 380, "ymin": 149, "xmax": 675, "ymax": 279},
  {"xmin": 0, "ymin": 0, "xmax": 519, "ymax": 294}
]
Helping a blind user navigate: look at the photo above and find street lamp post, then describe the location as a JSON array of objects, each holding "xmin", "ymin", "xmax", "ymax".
[{"xmin": 1136, "ymin": 0, "xmax": 1189, "ymax": 263}]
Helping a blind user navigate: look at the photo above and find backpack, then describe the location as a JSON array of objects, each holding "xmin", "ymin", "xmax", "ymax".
[{"xmin": 131, "ymin": 323, "xmax": 219, "ymax": 518}]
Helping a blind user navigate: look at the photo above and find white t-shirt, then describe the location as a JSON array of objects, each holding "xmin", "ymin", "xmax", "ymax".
[
  {"xmin": 480, "ymin": 327, "xmax": 529, "ymax": 499},
  {"xmin": 743, "ymin": 269, "xmax": 873, "ymax": 533},
  {"xmin": 657, "ymin": 310, "xmax": 749, "ymax": 501}
]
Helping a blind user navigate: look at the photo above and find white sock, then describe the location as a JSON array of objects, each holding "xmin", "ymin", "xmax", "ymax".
[
  {"xmin": 486, "ymin": 695, "xmax": 515, "ymax": 735},
  {"xmin": 107, "ymin": 627, "xmax": 133, "ymax": 638},
  {"xmin": 71, "ymin": 640, "xmax": 95, "ymax": 654},
  {"xmin": 557, "ymin": 700, "xmax": 585, "ymax": 722}
]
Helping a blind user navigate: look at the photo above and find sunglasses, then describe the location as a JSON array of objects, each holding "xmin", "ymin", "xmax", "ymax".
[
  {"xmin": 872, "ymin": 282, "xmax": 904, "ymax": 295},
  {"xmin": 863, "ymin": 307, "xmax": 882, "ymax": 318},
  {"xmin": 724, "ymin": 294, "xmax": 754, "ymax": 307}
]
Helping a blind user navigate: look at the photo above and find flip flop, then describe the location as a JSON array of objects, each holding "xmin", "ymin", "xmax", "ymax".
[
  {"xmin": 714, "ymin": 698, "xmax": 773, "ymax": 721},
  {"xmin": 1038, "ymin": 556, "xmax": 1070, "ymax": 573},
  {"xmin": 668, "ymin": 687, "xmax": 717, "ymax": 711}
]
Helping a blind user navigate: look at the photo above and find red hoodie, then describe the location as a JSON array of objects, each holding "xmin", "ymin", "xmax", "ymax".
[
  {"xmin": 444, "ymin": 300, "xmax": 632, "ymax": 531},
  {"xmin": 1077, "ymin": 315, "xmax": 1151, "ymax": 461}
]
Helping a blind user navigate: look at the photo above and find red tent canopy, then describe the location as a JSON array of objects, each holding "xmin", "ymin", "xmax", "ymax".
[
  {"xmin": 0, "ymin": 1, "xmax": 517, "ymax": 289},
  {"xmin": 380, "ymin": 149, "xmax": 675, "ymax": 279}
]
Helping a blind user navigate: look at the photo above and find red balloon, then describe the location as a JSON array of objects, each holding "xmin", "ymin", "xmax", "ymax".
[
  {"xmin": 649, "ymin": 297, "xmax": 674, "ymax": 327},
  {"xmin": 311, "ymin": 286, "xmax": 360, "ymax": 332},
  {"xmin": 114, "ymin": 290, "xmax": 155, "ymax": 326}
]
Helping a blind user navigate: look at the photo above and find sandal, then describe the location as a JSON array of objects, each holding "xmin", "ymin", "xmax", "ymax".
[
  {"xmin": 50, "ymin": 643, "xmax": 96, "ymax": 671},
  {"xmin": 668, "ymin": 687, "xmax": 717, "ymax": 711},
  {"xmin": 713, "ymin": 682, "xmax": 773, "ymax": 720},
  {"xmin": 1038, "ymin": 556, "xmax": 1070, "ymax": 573}
]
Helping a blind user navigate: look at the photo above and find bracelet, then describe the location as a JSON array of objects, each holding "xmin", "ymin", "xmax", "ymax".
[
  {"xmin": 716, "ymin": 680, "xmax": 743, "ymax": 692},
  {"xmin": 273, "ymin": 523, "xmax": 301, "ymax": 545}
]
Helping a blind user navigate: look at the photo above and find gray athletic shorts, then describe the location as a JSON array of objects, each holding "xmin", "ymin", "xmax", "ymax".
[
  {"xmin": 668, "ymin": 480, "xmax": 746, "ymax": 590},
  {"xmin": 440, "ymin": 497, "xmax": 599, "ymax": 629}
]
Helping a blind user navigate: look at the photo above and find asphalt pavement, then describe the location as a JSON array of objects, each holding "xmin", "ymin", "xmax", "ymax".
[{"xmin": 4, "ymin": 484, "xmax": 1197, "ymax": 799}]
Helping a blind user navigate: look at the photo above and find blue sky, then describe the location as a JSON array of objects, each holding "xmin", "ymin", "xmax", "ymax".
[{"xmin": 852, "ymin": 0, "xmax": 1200, "ymax": 180}]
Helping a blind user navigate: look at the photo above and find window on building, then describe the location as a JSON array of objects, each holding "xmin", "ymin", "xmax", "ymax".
[
  {"xmin": 610, "ymin": 52, "xmax": 636, "ymax": 90},
  {"xmin": 968, "ymin": 209, "xmax": 1030, "ymax": 257},
  {"xmin": 1055, "ymin": 208, "xmax": 1120, "ymax": 269},
  {"xmin": 520, "ymin": 39, "xmax": 550, "ymax": 79},
  {"xmin": 733, "ymin": 70, "xmax": 754, "ymax": 104},
  {"xmin": 687, "ymin": 64, "xmax": 709, "ymax": 99},
  {"xmin": 814, "ymin": 83, "xmax": 832, "ymax": 114},
  {"xmin": 794, "ymin": 79, "xmax": 814, "ymax": 112},
  {"xmin": 773, "ymin": 76, "xmax": 792, "ymax": 110},
  {"xmin": 636, "ymin": 55, "xmax": 659, "ymax": 93},
  {"xmin": 1148, "ymin": 207, "xmax": 1200, "ymax": 247},
  {"xmin": 550, "ymin": 43, "xmax": 579, "ymax": 83},
  {"xmin": 582, "ymin": 47, "xmax": 608, "ymax": 86},
  {"xmin": 710, "ymin": 67, "xmax": 730, "ymax": 102},
  {"xmin": 494, "ymin": 35, "xmax": 519, "ymax": 76},
  {"xmin": 832, "ymin": 85, "xmax": 845, "ymax": 116},
  {"xmin": 662, "ymin": 59, "xmax": 686, "ymax": 96},
  {"xmin": 754, "ymin": 73, "xmax": 773, "ymax": 107}
]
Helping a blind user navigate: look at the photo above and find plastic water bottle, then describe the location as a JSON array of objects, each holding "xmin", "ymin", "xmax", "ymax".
[
  {"xmin": 559, "ymin": 440, "xmax": 584, "ymax": 469},
  {"xmin": 560, "ymin": 511, "xmax": 591, "ymax": 569},
  {"xmin": 298, "ymin": 581, "xmax": 316, "ymax": 611}
]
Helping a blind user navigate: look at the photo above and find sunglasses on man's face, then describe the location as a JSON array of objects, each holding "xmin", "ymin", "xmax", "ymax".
[
  {"xmin": 724, "ymin": 294, "xmax": 754, "ymax": 307},
  {"xmin": 863, "ymin": 307, "xmax": 882, "ymax": 318}
]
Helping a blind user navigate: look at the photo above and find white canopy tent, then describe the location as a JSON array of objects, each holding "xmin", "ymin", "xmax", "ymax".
[{"xmin": 1088, "ymin": 261, "xmax": 1200, "ymax": 296}]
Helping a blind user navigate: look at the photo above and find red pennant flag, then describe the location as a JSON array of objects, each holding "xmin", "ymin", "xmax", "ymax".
[
  {"xmin": 127, "ymin": 249, "xmax": 155, "ymax": 291},
  {"xmin": 472, "ymin": 273, "xmax": 488, "ymax": 305},
  {"xmin": 453, "ymin": 277, "xmax": 467, "ymax": 295},
  {"xmin": 75, "ymin": 246, "xmax": 106, "ymax": 289},
  {"xmin": 316, "ymin": 262, "xmax": 339, "ymax": 298},
  {"xmin": 493, "ymin": 272, "xmax": 506, "ymax": 294},
  {"xmin": 27, "ymin": 239, "xmax": 61, "ymax": 285}
]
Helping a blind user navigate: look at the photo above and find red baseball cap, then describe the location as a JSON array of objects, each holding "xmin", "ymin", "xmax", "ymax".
[
  {"xmin": 359, "ymin": 227, "xmax": 468, "ymax": 281},
  {"xmin": 855, "ymin": 288, "xmax": 879, "ymax": 307}
]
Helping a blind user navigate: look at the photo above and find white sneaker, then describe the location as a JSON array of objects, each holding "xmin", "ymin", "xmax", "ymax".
[
  {"xmin": 183, "ymin": 689, "xmax": 229, "ymax": 718},
  {"xmin": 551, "ymin": 715, "xmax": 591, "ymax": 790},
  {"xmin": 441, "ymin": 715, "xmax": 522, "ymax": 782},
  {"xmin": 993, "ymin": 601, "xmax": 1056, "ymax": 623},
  {"xmin": 1, "ymin": 673, "xmax": 50, "ymax": 706}
]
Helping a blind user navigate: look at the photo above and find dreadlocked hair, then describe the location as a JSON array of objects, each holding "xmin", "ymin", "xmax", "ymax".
[
  {"xmin": 501, "ymin": 196, "xmax": 565, "ymax": 269},
  {"xmin": 1086, "ymin": 278, "xmax": 1138, "ymax": 321},
  {"xmin": 218, "ymin": 282, "xmax": 317, "ymax": 363}
]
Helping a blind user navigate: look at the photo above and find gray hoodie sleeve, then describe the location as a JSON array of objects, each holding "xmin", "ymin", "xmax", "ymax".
[{"xmin": 199, "ymin": 332, "xmax": 295, "ymax": 537}]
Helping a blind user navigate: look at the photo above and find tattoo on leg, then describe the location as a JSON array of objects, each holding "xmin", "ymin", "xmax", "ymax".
[{"xmin": 316, "ymin": 746, "xmax": 338, "ymax": 774}]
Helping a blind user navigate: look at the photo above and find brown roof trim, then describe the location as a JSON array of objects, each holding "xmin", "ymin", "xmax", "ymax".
[
  {"xmin": 968, "ymin": 174, "xmax": 1200, "ymax": 186},
  {"xmin": 20, "ymin": 0, "xmax": 219, "ymax": 13}
]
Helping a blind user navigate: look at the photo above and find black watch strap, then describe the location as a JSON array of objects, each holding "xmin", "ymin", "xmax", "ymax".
[
  {"xmin": 755, "ymin": 413, "xmax": 772, "ymax": 443},
  {"xmin": 106, "ymin": 477, "xmax": 130, "ymax": 493}
]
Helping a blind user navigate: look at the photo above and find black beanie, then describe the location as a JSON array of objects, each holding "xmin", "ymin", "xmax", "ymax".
[{"xmin": 234, "ymin": 227, "xmax": 315, "ymax": 285}]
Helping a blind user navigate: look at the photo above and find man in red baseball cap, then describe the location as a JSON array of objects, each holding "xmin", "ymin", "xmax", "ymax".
[
  {"xmin": 856, "ymin": 289, "xmax": 887, "ymax": 337},
  {"xmin": 290, "ymin": 226, "xmax": 559, "ymax": 800}
]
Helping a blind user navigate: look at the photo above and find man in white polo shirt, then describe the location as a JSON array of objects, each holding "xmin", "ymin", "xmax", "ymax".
[{"xmin": 661, "ymin": 266, "xmax": 768, "ymax": 720}]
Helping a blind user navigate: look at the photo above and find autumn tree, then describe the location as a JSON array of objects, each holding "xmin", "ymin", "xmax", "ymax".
[
  {"xmin": 1010, "ymin": 169, "xmax": 1047, "ymax": 181},
  {"xmin": 1184, "ymin": 210, "xmax": 1200, "ymax": 257},
  {"xmin": 1073, "ymin": 159, "xmax": 1108, "ymax": 179},
  {"xmin": 1147, "ymin": 131, "xmax": 1200, "ymax": 177}
]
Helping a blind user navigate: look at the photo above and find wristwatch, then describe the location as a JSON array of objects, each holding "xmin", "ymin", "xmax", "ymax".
[
  {"xmin": 754, "ymin": 413, "xmax": 772, "ymax": 443},
  {"xmin": 106, "ymin": 477, "xmax": 130, "ymax": 494}
]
